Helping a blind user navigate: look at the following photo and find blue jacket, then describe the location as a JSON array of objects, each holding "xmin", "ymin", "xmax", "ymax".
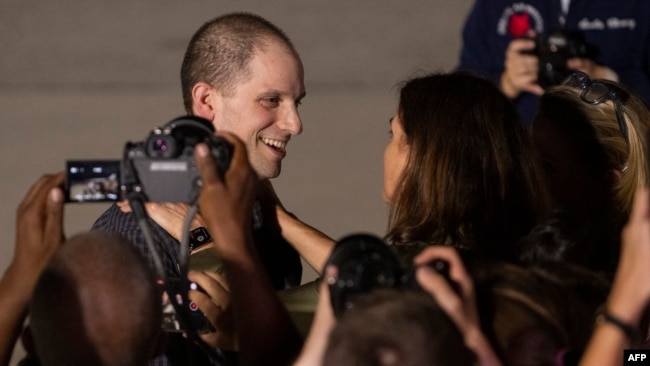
[{"xmin": 458, "ymin": 0, "xmax": 650, "ymax": 126}]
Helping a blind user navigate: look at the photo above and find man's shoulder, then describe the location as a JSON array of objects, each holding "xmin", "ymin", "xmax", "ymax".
[
  {"xmin": 90, "ymin": 203, "xmax": 174, "ymax": 245},
  {"xmin": 91, "ymin": 203, "xmax": 139, "ymax": 232},
  {"xmin": 90, "ymin": 204, "xmax": 181, "ymax": 276}
]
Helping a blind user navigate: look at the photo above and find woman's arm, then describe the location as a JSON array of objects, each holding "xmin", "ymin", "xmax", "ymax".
[{"xmin": 579, "ymin": 187, "xmax": 650, "ymax": 365}]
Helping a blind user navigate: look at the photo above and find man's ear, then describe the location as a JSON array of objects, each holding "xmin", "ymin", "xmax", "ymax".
[{"xmin": 191, "ymin": 82, "xmax": 217, "ymax": 121}]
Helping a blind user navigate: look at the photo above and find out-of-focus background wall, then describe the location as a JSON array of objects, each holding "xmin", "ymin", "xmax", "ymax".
[{"xmin": 0, "ymin": 1, "xmax": 473, "ymax": 363}]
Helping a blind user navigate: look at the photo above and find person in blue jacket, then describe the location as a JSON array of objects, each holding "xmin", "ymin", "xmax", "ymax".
[{"xmin": 458, "ymin": 0, "xmax": 650, "ymax": 126}]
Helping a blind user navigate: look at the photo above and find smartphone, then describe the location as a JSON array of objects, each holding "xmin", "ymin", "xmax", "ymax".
[{"xmin": 65, "ymin": 160, "xmax": 122, "ymax": 203}]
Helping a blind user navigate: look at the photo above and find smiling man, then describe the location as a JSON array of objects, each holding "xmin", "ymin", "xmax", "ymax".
[
  {"xmin": 182, "ymin": 13, "xmax": 306, "ymax": 180},
  {"xmin": 91, "ymin": 13, "xmax": 306, "ymax": 365}
]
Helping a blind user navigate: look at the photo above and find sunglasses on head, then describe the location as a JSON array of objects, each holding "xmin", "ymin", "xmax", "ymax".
[{"xmin": 561, "ymin": 71, "xmax": 629, "ymax": 147}]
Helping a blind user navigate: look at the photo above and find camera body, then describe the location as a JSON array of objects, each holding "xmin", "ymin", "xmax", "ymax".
[
  {"xmin": 65, "ymin": 116, "xmax": 232, "ymax": 204},
  {"xmin": 326, "ymin": 234, "xmax": 453, "ymax": 317},
  {"xmin": 121, "ymin": 116, "xmax": 232, "ymax": 203},
  {"xmin": 524, "ymin": 29, "xmax": 588, "ymax": 88}
]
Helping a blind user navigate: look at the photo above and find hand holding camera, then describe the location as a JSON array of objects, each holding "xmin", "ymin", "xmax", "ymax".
[
  {"xmin": 187, "ymin": 270, "xmax": 238, "ymax": 351},
  {"xmin": 414, "ymin": 245, "xmax": 501, "ymax": 366},
  {"xmin": 413, "ymin": 246, "xmax": 478, "ymax": 335},
  {"xmin": 324, "ymin": 234, "xmax": 459, "ymax": 317},
  {"xmin": 524, "ymin": 29, "xmax": 589, "ymax": 88},
  {"xmin": 321, "ymin": 235, "xmax": 502, "ymax": 365},
  {"xmin": 161, "ymin": 276, "xmax": 215, "ymax": 334},
  {"xmin": 502, "ymin": 28, "xmax": 594, "ymax": 97},
  {"xmin": 502, "ymin": 30, "xmax": 545, "ymax": 98},
  {"xmin": 65, "ymin": 117, "xmax": 239, "ymax": 342}
]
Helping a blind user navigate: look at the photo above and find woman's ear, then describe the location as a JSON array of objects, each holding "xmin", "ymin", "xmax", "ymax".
[{"xmin": 191, "ymin": 82, "xmax": 217, "ymax": 121}]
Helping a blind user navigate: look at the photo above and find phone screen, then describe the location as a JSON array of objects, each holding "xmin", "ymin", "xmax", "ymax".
[{"xmin": 65, "ymin": 160, "xmax": 121, "ymax": 203}]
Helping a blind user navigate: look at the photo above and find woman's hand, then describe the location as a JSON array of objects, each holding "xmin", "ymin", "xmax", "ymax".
[{"xmin": 414, "ymin": 246, "xmax": 501, "ymax": 366}]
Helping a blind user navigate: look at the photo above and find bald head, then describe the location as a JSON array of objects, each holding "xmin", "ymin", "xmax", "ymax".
[{"xmin": 30, "ymin": 232, "xmax": 162, "ymax": 366}]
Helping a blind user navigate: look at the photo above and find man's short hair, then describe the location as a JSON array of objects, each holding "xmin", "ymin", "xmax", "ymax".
[
  {"xmin": 180, "ymin": 12, "xmax": 297, "ymax": 113},
  {"xmin": 29, "ymin": 232, "xmax": 162, "ymax": 366}
]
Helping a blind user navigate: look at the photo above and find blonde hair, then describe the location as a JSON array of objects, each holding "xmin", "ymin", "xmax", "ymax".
[{"xmin": 542, "ymin": 84, "xmax": 650, "ymax": 215}]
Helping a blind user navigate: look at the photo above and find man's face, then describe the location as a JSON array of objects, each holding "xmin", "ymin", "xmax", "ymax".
[{"xmin": 209, "ymin": 43, "xmax": 306, "ymax": 180}]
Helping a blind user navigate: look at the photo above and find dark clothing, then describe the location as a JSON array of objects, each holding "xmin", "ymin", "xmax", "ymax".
[
  {"xmin": 91, "ymin": 203, "xmax": 302, "ymax": 366},
  {"xmin": 458, "ymin": 0, "xmax": 650, "ymax": 126},
  {"xmin": 92, "ymin": 204, "xmax": 302, "ymax": 288},
  {"xmin": 92, "ymin": 204, "xmax": 181, "ymax": 278}
]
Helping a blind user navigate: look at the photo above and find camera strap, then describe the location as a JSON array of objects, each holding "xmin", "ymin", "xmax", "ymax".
[{"xmin": 126, "ymin": 193, "xmax": 227, "ymax": 365}]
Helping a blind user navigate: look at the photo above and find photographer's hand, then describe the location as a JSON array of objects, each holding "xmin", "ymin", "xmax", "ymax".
[
  {"xmin": 501, "ymin": 32, "xmax": 545, "ymax": 99},
  {"xmin": 0, "ymin": 173, "xmax": 65, "ymax": 366},
  {"xmin": 195, "ymin": 134, "xmax": 302, "ymax": 365},
  {"xmin": 566, "ymin": 58, "xmax": 619, "ymax": 82},
  {"xmin": 187, "ymin": 270, "xmax": 237, "ymax": 351},
  {"xmin": 414, "ymin": 246, "xmax": 501, "ymax": 366}
]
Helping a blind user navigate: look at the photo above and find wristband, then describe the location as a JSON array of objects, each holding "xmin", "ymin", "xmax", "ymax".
[
  {"xmin": 596, "ymin": 311, "xmax": 638, "ymax": 343},
  {"xmin": 189, "ymin": 227, "xmax": 212, "ymax": 251}
]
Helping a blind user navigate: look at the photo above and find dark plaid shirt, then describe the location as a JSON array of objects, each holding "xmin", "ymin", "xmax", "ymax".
[{"xmin": 91, "ymin": 203, "xmax": 302, "ymax": 366}]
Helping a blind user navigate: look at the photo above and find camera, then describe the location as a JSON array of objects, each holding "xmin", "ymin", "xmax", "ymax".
[
  {"xmin": 65, "ymin": 116, "xmax": 232, "ymax": 203},
  {"xmin": 161, "ymin": 277, "xmax": 215, "ymax": 334},
  {"xmin": 523, "ymin": 29, "xmax": 588, "ymax": 88},
  {"xmin": 326, "ymin": 233, "xmax": 455, "ymax": 317},
  {"xmin": 65, "ymin": 117, "xmax": 231, "ymax": 339},
  {"xmin": 121, "ymin": 116, "xmax": 232, "ymax": 203}
]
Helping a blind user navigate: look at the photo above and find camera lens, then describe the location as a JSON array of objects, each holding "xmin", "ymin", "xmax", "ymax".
[
  {"xmin": 153, "ymin": 138, "xmax": 168, "ymax": 152},
  {"xmin": 326, "ymin": 234, "xmax": 402, "ymax": 316},
  {"xmin": 146, "ymin": 135, "xmax": 176, "ymax": 158}
]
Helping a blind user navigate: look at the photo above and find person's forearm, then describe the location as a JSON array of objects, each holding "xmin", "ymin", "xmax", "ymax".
[
  {"xmin": 463, "ymin": 326, "xmax": 502, "ymax": 366},
  {"xmin": 276, "ymin": 209, "xmax": 334, "ymax": 273},
  {"xmin": 0, "ymin": 266, "xmax": 32, "ymax": 366},
  {"xmin": 293, "ymin": 287, "xmax": 335, "ymax": 366},
  {"xmin": 580, "ymin": 324, "xmax": 628, "ymax": 366},
  {"xmin": 213, "ymin": 228, "xmax": 303, "ymax": 365},
  {"xmin": 579, "ymin": 279, "xmax": 639, "ymax": 365}
]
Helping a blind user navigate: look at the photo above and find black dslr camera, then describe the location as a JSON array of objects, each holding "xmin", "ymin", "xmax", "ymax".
[
  {"xmin": 524, "ymin": 29, "xmax": 588, "ymax": 88},
  {"xmin": 121, "ymin": 116, "xmax": 232, "ymax": 203},
  {"xmin": 326, "ymin": 234, "xmax": 454, "ymax": 317},
  {"xmin": 65, "ymin": 116, "xmax": 232, "ymax": 203}
]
